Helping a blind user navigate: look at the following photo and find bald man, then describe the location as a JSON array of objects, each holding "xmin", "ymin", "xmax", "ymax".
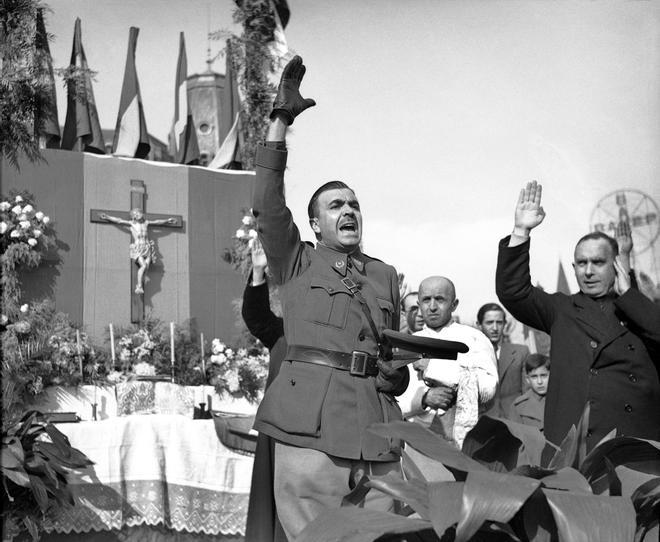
[{"xmin": 399, "ymin": 276, "xmax": 498, "ymax": 448}]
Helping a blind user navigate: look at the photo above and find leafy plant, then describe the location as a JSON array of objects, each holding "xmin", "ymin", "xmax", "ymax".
[
  {"xmin": 298, "ymin": 411, "xmax": 660, "ymax": 542},
  {"xmin": 1, "ymin": 410, "xmax": 94, "ymax": 541}
]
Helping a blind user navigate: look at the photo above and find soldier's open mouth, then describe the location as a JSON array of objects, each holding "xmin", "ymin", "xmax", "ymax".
[{"xmin": 340, "ymin": 223, "xmax": 356, "ymax": 231}]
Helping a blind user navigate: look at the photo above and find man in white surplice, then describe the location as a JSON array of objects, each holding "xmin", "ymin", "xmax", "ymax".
[{"xmin": 398, "ymin": 276, "xmax": 498, "ymax": 448}]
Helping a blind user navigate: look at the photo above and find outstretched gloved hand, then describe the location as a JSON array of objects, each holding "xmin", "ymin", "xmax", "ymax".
[{"xmin": 270, "ymin": 55, "xmax": 316, "ymax": 125}]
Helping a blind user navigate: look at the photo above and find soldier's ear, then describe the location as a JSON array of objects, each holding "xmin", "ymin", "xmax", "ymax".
[{"xmin": 309, "ymin": 217, "xmax": 321, "ymax": 234}]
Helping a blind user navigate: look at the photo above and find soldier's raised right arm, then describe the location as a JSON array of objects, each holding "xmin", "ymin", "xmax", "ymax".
[{"xmin": 252, "ymin": 56, "xmax": 316, "ymax": 285}]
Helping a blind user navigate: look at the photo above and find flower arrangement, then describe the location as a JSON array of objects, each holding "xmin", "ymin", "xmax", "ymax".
[
  {"xmin": 0, "ymin": 191, "xmax": 56, "ymax": 320},
  {"xmin": 207, "ymin": 339, "xmax": 269, "ymax": 402},
  {"xmin": 223, "ymin": 208, "xmax": 258, "ymax": 277}
]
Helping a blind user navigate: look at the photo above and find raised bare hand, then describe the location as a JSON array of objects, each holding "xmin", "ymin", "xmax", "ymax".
[
  {"xmin": 613, "ymin": 257, "xmax": 631, "ymax": 296},
  {"xmin": 423, "ymin": 384, "xmax": 457, "ymax": 411},
  {"xmin": 250, "ymin": 238, "xmax": 268, "ymax": 273},
  {"xmin": 514, "ymin": 181, "xmax": 546, "ymax": 236}
]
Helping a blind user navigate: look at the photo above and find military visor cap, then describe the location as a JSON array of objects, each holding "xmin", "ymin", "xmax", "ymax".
[{"xmin": 383, "ymin": 329, "xmax": 469, "ymax": 369}]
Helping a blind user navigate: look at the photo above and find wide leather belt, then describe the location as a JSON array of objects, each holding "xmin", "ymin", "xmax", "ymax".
[{"xmin": 285, "ymin": 345, "xmax": 380, "ymax": 377}]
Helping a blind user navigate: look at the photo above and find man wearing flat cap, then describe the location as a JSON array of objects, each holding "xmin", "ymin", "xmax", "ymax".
[{"xmin": 251, "ymin": 56, "xmax": 409, "ymax": 539}]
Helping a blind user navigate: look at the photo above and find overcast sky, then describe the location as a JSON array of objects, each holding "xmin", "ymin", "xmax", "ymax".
[{"xmin": 46, "ymin": 0, "xmax": 660, "ymax": 323}]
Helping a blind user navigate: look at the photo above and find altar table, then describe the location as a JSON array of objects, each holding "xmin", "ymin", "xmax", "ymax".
[{"xmin": 42, "ymin": 414, "xmax": 254, "ymax": 540}]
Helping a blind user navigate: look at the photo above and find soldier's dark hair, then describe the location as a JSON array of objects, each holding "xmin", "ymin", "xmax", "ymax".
[
  {"xmin": 307, "ymin": 181, "xmax": 353, "ymax": 219},
  {"xmin": 575, "ymin": 231, "xmax": 618, "ymax": 257},
  {"xmin": 524, "ymin": 353, "xmax": 550, "ymax": 373},
  {"xmin": 476, "ymin": 303, "xmax": 506, "ymax": 324}
]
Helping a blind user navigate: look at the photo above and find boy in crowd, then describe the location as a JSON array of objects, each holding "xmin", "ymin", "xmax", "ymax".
[{"xmin": 509, "ymin": 354, "xmax": 550, "ymax": 431}]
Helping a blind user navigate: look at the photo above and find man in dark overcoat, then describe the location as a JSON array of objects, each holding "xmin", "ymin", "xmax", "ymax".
[
  {"xmin": 496, "ymin": 181, "xmax": 660, "ymax": 454},
  {"xmin": 251, "ymin": 56, "xmax": 409, "ymax": 540}
]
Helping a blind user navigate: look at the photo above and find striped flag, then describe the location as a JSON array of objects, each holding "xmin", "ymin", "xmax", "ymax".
[
  {"xmin": 35, "ymin": 8, "xmax": 60, "ymax": 149},
  {"xmin": 112, "ymin": 27, "xmax": 150, "ymax": 159},
  {"xmin": 209, "ymin": 40, "xmax": 243, "ymax": 169},
  {"xmin": 61, "ymin": 18, "xmax": 105, "ymax": 154},
  {"xmin": 169, "ymin": 32, "xmax": 199, "ymax": 164}
]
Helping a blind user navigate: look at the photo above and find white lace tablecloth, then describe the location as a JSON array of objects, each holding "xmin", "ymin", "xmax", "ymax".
[{"xmin": 43, "ymin": 414, "xmax": 254, "ymax": 537}]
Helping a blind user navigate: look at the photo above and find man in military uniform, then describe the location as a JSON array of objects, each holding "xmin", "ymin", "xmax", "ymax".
[{"xmin": 252, "ymin": 56, "xmax": 409, "ymax": 540}]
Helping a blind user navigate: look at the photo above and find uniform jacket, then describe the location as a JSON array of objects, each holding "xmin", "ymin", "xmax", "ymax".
[
  {"xmin": 490, "ymin": 342, "xmax": 529, "ymax": 418},
  {"xmin": 508, "ymin": 389, "xmax": 545, "ymax": 431},
  {"xmin": 252, "ymin": 144, "xmax": 408, "ymax": 461},
  {"xmin": 496, "ymin": 236, "xmax": 660, "ymax": 450}
]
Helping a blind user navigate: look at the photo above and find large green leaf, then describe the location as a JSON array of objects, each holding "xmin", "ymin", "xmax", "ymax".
[
  {"xmin": 33, "ymin": 441, "xmax": 94, "ymax": 469},
  {"xmin": 580, "ymin": 437, "xmax": 660, "ymax": 494},
  {"xmin": 631, "ymin": 478, "xmax": 660, "ymax": 542},
  {"xmin": 454, "ymin": 470, "xmax": 540, "ymax": 542},
  {"xmin": 296, "ymin": 508, "xmax": 433, "ymax": 542},
  {"xmin": 3, "ymin": 436, "xmax": 25, "ymax": 463},
  {"xmin": 1, "ymin": 446, "xmax": 24, "ymax": 469},
  {"xmin": 521, "ymin": 488, "xmax": 558, "ymax": 542},
  {"xmin": 28, "ymin": 473, "xmax": 49, "ymax": 513},
  {"xmin": 427, "ymin": 481, "xmax": 464, "ymax": 537},
  {"xmin": 464, "ymin": 416, "xmax": 547, "ymax": 468},
  {"xmin": 22, "ymin": 515, "xmax": 39, "ymax": 542},
  {"xmin": 44, "ymin": 423, "xmax": 74, "ymax": 455},
  {"xmin": 365, "ymin": 474, "xmax": 430, "ymax": 520},
  {"xmin": 540, "ymin": 467, "xmax": 592, "ymax": 494},
  {"xmin": 2, "ymin": 465, "xmax": 31, "ymax": 487},
  {"xmin": 542, "ymin": 488, "xmax": 636, "ymax": 542},
  {"xmin": 369, "ymin": 422, "xmax": 487, "ymax": 476},
  {"xmin": 547, "ymin": 426, "xmax": 578, "ymax": 470}
]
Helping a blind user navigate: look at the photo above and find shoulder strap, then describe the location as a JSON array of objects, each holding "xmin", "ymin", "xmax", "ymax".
[{"xmin": 341, "ymin": 277, "xmax": 390, "ymax": 360}]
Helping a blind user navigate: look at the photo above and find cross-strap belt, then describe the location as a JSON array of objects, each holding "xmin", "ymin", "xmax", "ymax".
[
  {"xmin": 285, "ymin": 345, "xmax": 379, "ymax": 377},
  {"xmin": 340, "ymin": 276, "xmax": 391, "ymax": 360}
]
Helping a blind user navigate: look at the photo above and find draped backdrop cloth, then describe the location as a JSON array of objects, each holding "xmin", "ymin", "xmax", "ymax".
[{"xmin": 42, "ymin": 414, "xmax": 254, "ymax": 537}]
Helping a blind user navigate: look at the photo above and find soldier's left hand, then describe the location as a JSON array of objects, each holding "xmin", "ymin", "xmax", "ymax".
[{"xmin": 375, "ymin": 360, "xmax": 408, "ymax": 393}]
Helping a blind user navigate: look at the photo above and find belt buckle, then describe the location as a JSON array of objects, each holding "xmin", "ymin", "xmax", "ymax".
[{"xmin": 350, "ymin": 351, "xmax": 369, "ymax": 376}]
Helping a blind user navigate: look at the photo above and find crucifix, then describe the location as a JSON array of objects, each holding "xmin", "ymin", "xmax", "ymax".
[{"xmin": 91, "ymin": 180, "xmax": 183, "ymax": 323}]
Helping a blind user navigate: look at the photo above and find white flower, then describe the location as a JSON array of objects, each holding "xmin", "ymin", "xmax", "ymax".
[
  {"xmin": 211, "ymin": 353, "xmax": 227, "ymax": 365},
  {"xmin": 20, "ymin": 304, "xmax": 28, "ymax": 313},
  {"xmin": 225, "ymin": 348, "xmax": 234, "ymax": 358},
  {"xmin": 10, "ymin": 230, "xmax": 20, "ymax": 238},
  {"xmin": 225, "ymin": 371, "xmax": 241, "ymax": 393},
  {"xmin": 14, "ymin": 196, "xmax": 23, "ymax": 203},
  {"xmin": 32, "ymin": 229, "xmax": 42, "ymax": 238},
  {"xmin": 248, "ymin": 229, "xmax": 258, "ymax": 239},
  {"xmin": 0, "ymin": 202, "xmax": 10, "ymax": 211},
  {"xmin": 19, "ymin": 220, "xmax": 31, "ymax": 229},
  {"xmin": 1, "ymin": 314, "xmax": 8, "ymax": 325},
  {"xmin": 22, "ymin": 204, "xmax": 34, "ymax": 214},
  {"xmin": 35, "ymin": 211, "xmax": 44, "ymax": 220},
  {"xmin": 134, "ymin": 361, "xmax": 156, "ymax": 376},
  {"xmin": 242, "ymin": 216, "xmax": 252, "ymax": 225},
  {"xmin": 211, "ymin": 338, "xmax": 225, "ymax": 353},
  {"xmin": 0, "ymin": 222, "xmax": 7, "ymax": 234},
  {"xmin": 235, "ymin": 228, "xmax": 246, "ymax": 239},
  {"xmin": 42, "ymin": 216, "xmax": 50, "ymax": 225},
  {"xmin": 237, "ymin": 348, "xmax": 248, "ymax": 358},
  {"xmin": 18, "ymin": 214, "xmax": 27, "ymax": 222},
  {"xmin": 11, "ymin": 205, "xmax": 22, "ymax": 215},
  {"xmin": 27, "ymin": 238, "xmax": 37, "ymax": 247}
]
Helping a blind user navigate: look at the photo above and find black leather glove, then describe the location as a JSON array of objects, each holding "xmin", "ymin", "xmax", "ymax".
[
  {"xmin": 375, "ymin": 360, "xmax": 410, "ymax": 395},
  {"xmin": 270, "ymin": 55, "xmax": 316, "ymax": 125}
]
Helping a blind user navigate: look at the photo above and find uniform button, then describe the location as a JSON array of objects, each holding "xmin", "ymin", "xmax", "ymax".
[
  {"xmin": 358, "ymin": 333, "xmax": 365, "ymax": 341},
  {"xmin": 328, "ymin": 287, "xmax": 334, "ymax": 292},
  {"xmin": 290, "ymin": 379, "xmax": 296, "ymax": 386},
  {"xmin": 590, "ymin": 340, "xmax": 598, "ymax": 349},
  {"xmin": 347, "ymin": 261, "xmax": 353, "ymax": 269},
  {"xmin": 628, "ymin": 373, "xmax": 637, "ymax": 383},
  {"xmin": 586, "ymin": 429, "xmax": 593, "ymax": 437},
  {"xmin": 590, "ymin": 368, "xmax": 598, "ymax": 376},
  {"xmin": 627, "ymin": 344, "xmax": 635, "ymax": 351},
  {"xmin": 625, "ymin": 404, "xmax": 633, "ymax": 413}
]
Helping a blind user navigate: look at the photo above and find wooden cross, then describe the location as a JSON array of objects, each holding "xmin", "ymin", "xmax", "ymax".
[{"xmin": 90, "ymin": 180, "xmax": 183, "ymax": 324}]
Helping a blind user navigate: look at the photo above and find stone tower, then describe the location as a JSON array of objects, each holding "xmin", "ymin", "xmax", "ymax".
[{"xmin": 187, "ymin": 70, "xmax": 227, "ymax": 166}]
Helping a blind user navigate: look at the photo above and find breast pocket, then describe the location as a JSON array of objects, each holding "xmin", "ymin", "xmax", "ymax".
[
  {"xmin": 304, "ymin": 278, "xmax": 351, "ymax": 329},
  {"xmin": 377, "ymin": 297, "xmax": 394, "ymax": 329}
]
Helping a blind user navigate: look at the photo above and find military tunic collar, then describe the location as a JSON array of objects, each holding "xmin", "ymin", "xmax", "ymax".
[{"xmin": 314, "ymin": 244, "xmax": 365, "ymax": 276}]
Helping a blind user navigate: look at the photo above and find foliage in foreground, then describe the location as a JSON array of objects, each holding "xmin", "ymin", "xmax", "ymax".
[
  {"xmin": 1, "ymin": 410, "xmax": 94, "ymax": 541},
  {"xmin": 298, "ymin": 412, "xmax": 660, "ymax": 542}
]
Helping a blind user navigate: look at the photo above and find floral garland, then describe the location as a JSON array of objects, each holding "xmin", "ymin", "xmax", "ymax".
[
  {"xmin": 0, "ymin": 191, "xmax": 55, "ymax": 320},
  {"xmin": 223, "ymin": 209, "xmax": 258, "ymax": 277}
]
